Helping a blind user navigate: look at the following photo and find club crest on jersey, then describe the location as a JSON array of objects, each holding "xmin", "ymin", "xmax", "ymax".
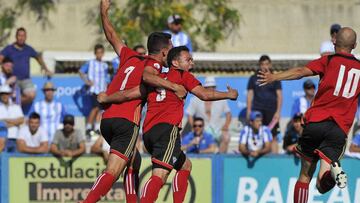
[
  {"xmin": 154, "ymin": 63, "xmax": 161, "ymax": 69},
  {"xmin": 172, "ymin": 156, "xmax": 177, "ymax": 164}
]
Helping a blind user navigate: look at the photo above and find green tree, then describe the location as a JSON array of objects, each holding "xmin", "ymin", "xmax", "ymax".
[
  {"xmin": 89, "ymin": 0, "xmax": 240, "ymax": 51},
  {"xmin": 0, "ymin": 0, "xmax": 57, "ymax": 46}
]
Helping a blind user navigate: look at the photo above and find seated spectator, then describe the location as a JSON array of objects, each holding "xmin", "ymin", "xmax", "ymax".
[
  {"xmin": 238, "ymin": 111, "xmax": 272, "ymax": 158},
  {"xmin": 91, "ymin": 135, "xmax": 110, "ymax": 162},
  {"xmin": 291, "ymin": 80, "xmax": 315, "ymax": 117},
  {"xmin": 0, "ymin": 57, "xmax": 21, "ymax": 104},
  {"xmin": 181, "ymin": 117, "xmax": 216, "ymax": 154},
  {"xmin": 0, "ymin": 85, "xmax": 24, "ymax": 152},
  {"xmin": 349, "ymin": 132, "xmax": 360, "ymax": 153},
  {"xmin": 283, "ymin": 113, "xmax": 303, "ymax": 154},
  {"xmin": 16, "ymin": 112, "xmax": 48, "ymax": 154},
  {"xmin": 0, "ymin": 121, "xmax": 7, "ymax": 152},
  {"xmin": 50, "ymin": 114, "xmax": 85, "ymax": 157},
  {"xmin": 32, "ymin": 82, "xmax": 66, "ymax": 142}
]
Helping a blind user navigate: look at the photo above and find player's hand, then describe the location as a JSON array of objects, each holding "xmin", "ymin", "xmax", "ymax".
[
  {"xmin": 257, "ymin": 70, "xmax": 275, "ymax": 86},
  {"xmin": 100, "ymin": 0, "xmax": 111, "ymax": 12},
  {"xmin": 97, "ymin": 92, "xmax": 108, "ymax": 103},
  {"xmin": 227, "ymin": 85, "xmax": 238, "ymax": 100},
  {"xmin": 174, "ymin": 84, "xmax": 187, "ymax": 99}
]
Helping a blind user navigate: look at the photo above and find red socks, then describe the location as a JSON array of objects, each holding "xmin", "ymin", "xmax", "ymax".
[
  {"xmin": 84, "ymin": 172, "xmax": 116, "ymax": 203},
  {"xmin": 173, "ymin": 170, "xmax": 191, "ymax": 203},
  {"xmin": 124, "ymin": 168, "xmax": 139, "ymax": 203},
  {"xmin": 140, "ymin": 175, "xmax": 164, "ymax": 203},
  {"xmin": 294, "ymin": 181, "xmax": 309, "ymax": 203}
]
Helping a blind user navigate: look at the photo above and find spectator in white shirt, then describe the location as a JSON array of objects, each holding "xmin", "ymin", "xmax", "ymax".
[
  {"xmin": 17, "ymin": 112, "xmax": 48, "ymax": 154},
  {"xmin": 186, "ymin": 76, "xmax": 232, "ymax": 153},
  {"xmin": 320, "ymin": 24, "xmax": 341, "ymax": 56},
  {"xmin": 0, "ymin": 85, "xmax": 24, "ymax": 152}
]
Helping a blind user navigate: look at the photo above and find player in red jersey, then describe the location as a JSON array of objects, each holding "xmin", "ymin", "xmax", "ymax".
[
  {"xmin": 80, "ymin": 1, "xmax": 186, "ymax": 203},
  {"xmin": 258, "ymin": 27, "xmax": 358, "ymax": 203},
  {"xmin": 140, "ymin": 46, "xmax": 238, "ymax": 203}
]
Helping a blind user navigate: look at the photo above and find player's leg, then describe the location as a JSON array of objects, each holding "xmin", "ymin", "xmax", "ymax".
[
  {"xmin": 173, "ymin": 153, "xmax": 192, "ymax": 203},
  {"xmin": 86, "ymin": 94, "xmax": 100, "ymax": 136},
  {"xmin": 316, "ymin": 159, "xmax": 335, "ymax": 194},
  {"xmin": 294, "ymin": 158, "xmax": 317, "ymax": 203},
  {"xmin": 82, "ymin": 118, "xmax": 139, "ymax": 203},
  {"xmin": 123, "ymin": 148, "xmax": 142, "ymax": 203}
]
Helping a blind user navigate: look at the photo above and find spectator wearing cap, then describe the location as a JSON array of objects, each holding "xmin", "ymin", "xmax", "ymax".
[
  {"xmin": 186, "ymin": 76, "xmax": 232, "ymax": 153},
  {"xmin": 31, "ymin": 82, "xmax": 66, "ymax": 142},
  {"xmin": 164, "ymin": 14, "xmax": 193, "ymax": 52},
  {"xmin": 239, "ymin": 111, "xmax": 272, "ymax": 158},
  {"xmin": 290, "ymin": 79, "xmax": 316, "ymax": 117},
  {"xmin": 246, "ymin": 55, "xmax": 282, "ymax": 153},
  {"xmin": 320, "ymin": 23, "xmax": 341, "ymax": 56},
  {"xmin": 50, "ymin": 114, "xmax": 85, "ymax": 157},
  {"xmin": 181, "ymin": 117, "xmax": 216, "ymax": 154},
  {"xmin": 283, "ymin": 113, "xmax": 303, "ymax": 154},
  {"xmin": 0, "ymin": 27, "xmax": 53, "ymax": 106},
  {"xmin": 0, "ymin": 57, "xmax": 21, "ymax": 104},
  {"xmin": 16, "ymin": 112, "xmax": 48, "ymax": 154},
  {"xmin": 0, "ymin": 85, "xmax": 24, "ymax": 152}
]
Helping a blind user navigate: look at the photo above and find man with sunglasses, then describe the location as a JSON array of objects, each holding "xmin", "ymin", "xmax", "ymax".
[
  {"xmin": 181, "ymin": 117, "xmax": 216, "ymax": 154},
  {"xmin": 164, "ymin": 14, "xmax": 192, "ymax": 52},
  {"xmin": 31, "ymin": 82, "xmax": 66, "ymax": 142}
]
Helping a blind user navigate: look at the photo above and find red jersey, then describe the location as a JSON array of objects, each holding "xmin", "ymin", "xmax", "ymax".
[
  {"xmin": 304, "ymin": 52, "xmax": 360, "ymax": 134},
  {"xmin": 143, "ymin": 61, "xmax": 201, "ymax": 133},
  {"xmin": 102, "ymin": 47, "xmax": 146, "ymax": 125}
]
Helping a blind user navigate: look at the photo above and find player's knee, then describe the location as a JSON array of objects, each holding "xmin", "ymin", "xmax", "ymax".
[
  {"xmin": 181, "ymin": 158, "xmax": 192, "ymax": 171},
  {"xmin": 153, "ymin": 169, "xmax": 170, "ymax": 183}
]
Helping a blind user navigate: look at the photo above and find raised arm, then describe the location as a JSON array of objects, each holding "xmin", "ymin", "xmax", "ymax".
[
  {"xmin": 100, "ymin": 0, "xmax": 125, "ymax": 56},
  {"xmin": 257, "ymin": 67, "xmax": 314, "ymax": 86},
  {"xmin": 191, "ymin": 85, "xmax": 238, "ymax": 101}
]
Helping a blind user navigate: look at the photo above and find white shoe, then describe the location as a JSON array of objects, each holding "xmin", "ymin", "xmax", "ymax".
[{"xmin": 330, "ymin": 162, "xmax": 347, "ymax": 189}]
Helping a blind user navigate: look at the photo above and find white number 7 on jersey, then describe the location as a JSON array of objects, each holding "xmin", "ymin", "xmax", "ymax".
[
  {"xmin": 120, "ymin": 66, "xmax": 135, "ymax": 90},
  {"xmin": 333, "ymin": 65, "xmax": 360, "ymax": 98}
]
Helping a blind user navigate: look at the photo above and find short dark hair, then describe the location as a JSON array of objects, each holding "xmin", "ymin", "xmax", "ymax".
[
  {"xmin": 193, "ymin": 117, "xmax": 204, "ymax": 123},
  {"xmin": 29, "ymin": 112, "xmax": 40, "ymax": 120},
  {"xmin": 259, "ymin": 55, "xmax": 271, "ymax": 63},
  {"xmin": 133, "ymin": 44, "xmax": 145, "ymax": 51},
  {"xmin": 16, "ymin": 27, "xmax": 26, "ymax": 35},
  {"xmin": 94, "ymin": 44, "xmax": 104, "ymax": 52},
  {"xmin": 2, "ymin": 57, "xmax": 13, "ymax": 64},
  {"xmin": 167, "ymin": 46, "xmax": 189, "ymax": 67},
  {"xmin": 147, "ymin": 32, "xmax": 171, "ymax": 55}
]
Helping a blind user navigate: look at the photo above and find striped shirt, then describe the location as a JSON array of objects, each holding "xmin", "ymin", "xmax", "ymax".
[
  {"xmin": 33, "ymin": 100, "xmax": 66, "ymax": 142},
  {"xmin": 163, "ymin": 30, "xmax": 192, "ymax": 52},
  {"xmin": 291, "ymin": 96, "xmax": 311, "ymax": 117},
  {"xmin": 239, "ymin": 125, "xmax": 272, "ymax": 151},
  {"xmin": 111, "ymin": 57, "xmax": 120, "ymax": 74},
  {"xmin": 80, "ymin": 59, "xmax": 109, "ymax": 94}
]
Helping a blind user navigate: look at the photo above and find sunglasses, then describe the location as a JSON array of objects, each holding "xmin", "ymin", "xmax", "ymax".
[
  {"xmin": 193, "ymin": 124, "xmax": 203, "ymax": 128},
  {"xmin": 43, "ymin": 88, "xmax": 56, "ymax": 92}
]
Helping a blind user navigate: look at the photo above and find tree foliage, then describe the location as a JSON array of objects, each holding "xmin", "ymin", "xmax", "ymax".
[
  {"xmin": 89, "ymin": 0, "xmax": 240, "ymax": 51},
  {"xmin": 0, "ymin": 0, "xmax": 57, "ymax": 46}
]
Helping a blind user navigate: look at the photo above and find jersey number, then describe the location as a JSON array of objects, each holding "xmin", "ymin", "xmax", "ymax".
[
  {"xmin": 120, "ymin": 66, "xmax": 135, "ymax": 90},
  {"xmin": 156, "ymin": 88, "xmax": 166, "ymax": 101},
  {"xmin": 333, "ymin": 65, "xmax": 360, "ymax": 98}
]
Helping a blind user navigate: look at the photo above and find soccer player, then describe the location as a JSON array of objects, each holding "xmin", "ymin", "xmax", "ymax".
[
  {"xmin": 140, "ymin": 46, "xmax": 238, "ymax": 203},
  {"xmin": 81, "ymin": 1, "xmax": 186, "ymax": 203},
  {"xmin": 257, "ymin": 27, "xmax": 358, "ymax": 203}
]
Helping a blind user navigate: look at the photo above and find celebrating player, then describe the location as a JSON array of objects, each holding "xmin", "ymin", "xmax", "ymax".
[{"xmin": 257, "ymin": 27, "xmax": 358, "ymax": 203}]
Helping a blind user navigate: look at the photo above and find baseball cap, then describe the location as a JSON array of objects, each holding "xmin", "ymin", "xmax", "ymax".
[
  {"xmin": 63, "ymin": 114, "xmax": 75, "ymax": 125},
  {"xmin": 292, "ymin": 113, "xmax": 303, "ymax": 121},
  {"xmin": 167, "ymin": 14, "xmax": 183, "ymax": 24},
  {"xmin": 330, "ymin": 23, "xmax": 341, "ymax": 35},
  {"xmin": 0, "ymin": 85, "xmax": 12, "ymax": 94},
  {"xmin": 203, "ymin": 76, "xmax": 216, "ymax": 87},
  {"xmin": 250, "ymin": 111, "xmax": 263, "ymax": 121},
  {"xmin": 303, "ymin": 79, "xmax": 315, "ymax": 89}
]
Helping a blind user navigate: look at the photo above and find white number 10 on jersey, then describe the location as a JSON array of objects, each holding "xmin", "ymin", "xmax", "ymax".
[{"xmin": 333, "ymin": 65, "xmax": 360, "ymax": 98}]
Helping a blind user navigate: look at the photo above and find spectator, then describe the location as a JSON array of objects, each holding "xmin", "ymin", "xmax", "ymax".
[
  {"xmin": 290, "ymin": 79, "xmax": 316, "ymax": 117},
  {"xmin": 50, "ymin": 114, "xmax": 86, "ymax": 157},
  {"xmin": 320, "ymin": 23, "xmax": 341, "ymax": 56},
  {"xmin": 111, "ymin": 44, "xmax": 146, "ymax": 75},
  {"xmin": 0, "ymin": 57, "xmax": 21, "ymax": 104},
  {"xmin": 79, "ymin": 44, "xmax": 109, "ymax": 136},
  {"xmin": 0, "ymin": 85, "xmax": 24, "ymax": 152},
  {"xmin": 349, "ymin": 132, "xmax": 360, "ymax": 153},
  {"xmin": 283, "ymin": 113, "xmax": 303, "ymax": 154},
  {"xmin": 133, "ymin": 44, "xmax": 146, "ymax": 55},
  {"xmin": 181, "ymin": 117, "xmax": 216, "ymax": 154},
  {"xmin": 164, "ymin": 14, "xmax": 192, "ymax": 52},
  {"xmin": 186, "ymin": 76, "xmax": 231, "ymax": 153},
  {"xmin": 32, "ymin": 82, "xmax": 66, "ymax": 142},
  {"xmin": 16, "ymin": 112, "xmax": 48, "ymax": 154},
  {"xmin": 0, "ymin": 121, "xmax": 7, "ymax": 152},
  {"xmin": 0, "ymin": 27, "xmax": 52, "ymax": 105},
  {"xmin": 91, "ymin": 135, "xmax": 110, "ymax": 162},
  {"xmin": 246, "ymin": 55, "xmax": 282, "ymax": 153},
  {"xmin": 238, "ymin": 111, "xmax": 272, "ymax": 158}
]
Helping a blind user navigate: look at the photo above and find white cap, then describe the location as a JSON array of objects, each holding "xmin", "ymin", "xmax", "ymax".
[
  {"xmin": 0, "ymin": 85, "xmax": 12, "ymax": 94},
  {"xmin": 203, "ymin": 76, "xmax": 217, "ymax": 87},
  {"xmin": 167, "ymin": 14, "xmax": 183, "ymax": 24}
]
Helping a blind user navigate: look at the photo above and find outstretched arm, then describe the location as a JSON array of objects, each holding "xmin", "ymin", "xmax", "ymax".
[
  {"xmin": 100, "ymin": 0, "xmax": 125, "ymax": 56},
  {"xmin": 257, "ymin": 67, "xmax": 314, "ymax": 86},
  {"xmin": 191, "ymin": 85, "xmax": 238, "ymax": 101}
]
